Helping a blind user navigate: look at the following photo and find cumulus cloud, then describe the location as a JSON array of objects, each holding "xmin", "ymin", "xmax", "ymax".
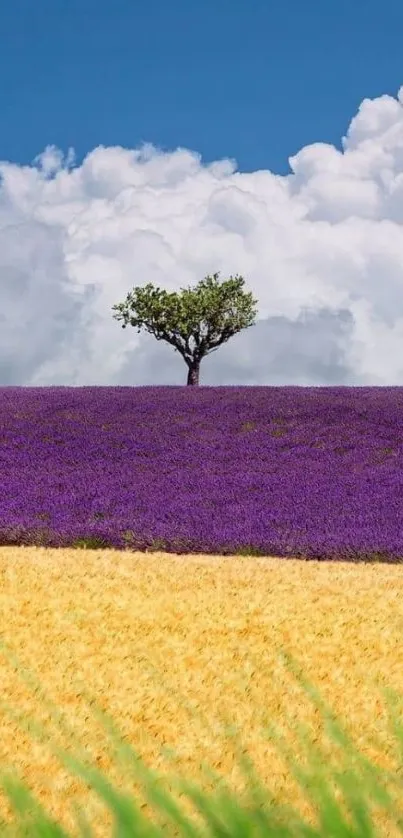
[{"xmin": 2, "ymin": 88, "xmax": 403, "ymax": 387}]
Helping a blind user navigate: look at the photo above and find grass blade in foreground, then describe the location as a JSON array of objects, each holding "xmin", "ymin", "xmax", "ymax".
[{"xmin": 0, "ymin": 644, "xmax": 402, "ymax": 834}]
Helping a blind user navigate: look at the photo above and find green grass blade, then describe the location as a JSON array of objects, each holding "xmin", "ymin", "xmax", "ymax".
[{"xmin": 0, "ymin": 770, "xmax": 71, "ymax": 837}]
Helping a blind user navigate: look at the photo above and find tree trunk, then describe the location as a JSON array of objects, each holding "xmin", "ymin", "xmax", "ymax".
[{"xmin": 186, "ymin": 361, "xmax": 200, "ymax": 385}]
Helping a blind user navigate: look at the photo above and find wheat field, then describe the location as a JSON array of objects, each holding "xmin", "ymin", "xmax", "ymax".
[{"xmin": 0, "ymin": 546, "xmax": 401, "ymax": 835}]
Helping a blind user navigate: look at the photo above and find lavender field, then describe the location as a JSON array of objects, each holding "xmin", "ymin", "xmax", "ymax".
[{"xmin": 1, "ymin": 385, "xmax": 402, "ymax": 562}]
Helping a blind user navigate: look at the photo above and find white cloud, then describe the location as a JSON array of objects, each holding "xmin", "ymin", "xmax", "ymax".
[{"xmin": 1, "ymin": 88, "xmax": 403, "ymax": 387}]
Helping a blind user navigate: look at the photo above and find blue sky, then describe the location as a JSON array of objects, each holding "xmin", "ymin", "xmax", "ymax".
[
  {"xmin": 1, "ymin": 0, "xmax": 402, "ymax": 175},
  {"xmin": 1, "ymin": 0, "xmax": 403, "ymax": 387}
]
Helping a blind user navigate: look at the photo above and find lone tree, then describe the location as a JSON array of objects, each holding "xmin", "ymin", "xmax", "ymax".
[{"xmin": 112, "ymin": 272, "xmax": 258, "ymax": 385}]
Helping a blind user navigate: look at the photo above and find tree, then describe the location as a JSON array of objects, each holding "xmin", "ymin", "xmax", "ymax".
[{"xmin": 112, "ymin": 272, "xmax": 258, "ymax": 385}]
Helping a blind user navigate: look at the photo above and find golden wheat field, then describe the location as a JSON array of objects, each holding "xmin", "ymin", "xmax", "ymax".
[{"xmin": 0, "ymin": 546, "xmax": 402, "ymax": 836}]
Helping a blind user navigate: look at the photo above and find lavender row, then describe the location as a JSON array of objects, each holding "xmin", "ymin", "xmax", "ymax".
[{"xmin": 0, "ymin": 386, "xmax": 402, "ymax": 561}]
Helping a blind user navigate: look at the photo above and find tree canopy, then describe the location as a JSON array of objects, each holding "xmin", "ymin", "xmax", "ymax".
[{"xmin": 112, "ymin": 272, "xmax": 258, "ymax": 385}]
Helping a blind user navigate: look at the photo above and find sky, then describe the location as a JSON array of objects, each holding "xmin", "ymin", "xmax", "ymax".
[{"xmin": 1, "ymin": 0, "xmax": 403, "ymax": 387}]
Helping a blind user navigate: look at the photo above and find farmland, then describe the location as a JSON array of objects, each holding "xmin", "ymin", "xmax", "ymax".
[
  {"xmin": 0, "ymin": 385, "xmax": 402, "ymax": 836},
  {"xmin": 1, "ymin": 385, "xmax": 402, "ymax": 560}
]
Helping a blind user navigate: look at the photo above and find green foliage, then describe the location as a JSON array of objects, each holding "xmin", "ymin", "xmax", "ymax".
[{"xmin": 111, "ymin": 272, "xmax": 258, "ymax": 368}]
